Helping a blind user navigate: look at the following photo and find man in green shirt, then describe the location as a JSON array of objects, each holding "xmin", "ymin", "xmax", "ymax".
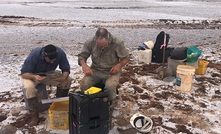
[{"xmin": 78, "ymin": 28, "xmax": 129, "ymax": 101}]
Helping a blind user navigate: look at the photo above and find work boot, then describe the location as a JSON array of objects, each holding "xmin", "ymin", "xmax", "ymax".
[
  {"xmin": 56, "ymin": 88, "xmax": 69, "ymax": 98},
  {"xmin": 29, "ymin": 110, "xmax": 39, "ymax": 127},
  {"xmin": 27, "ymin": 97, "xmax": 39, "ymax": 127}
]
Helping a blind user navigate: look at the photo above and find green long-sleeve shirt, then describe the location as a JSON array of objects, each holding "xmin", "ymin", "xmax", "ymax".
[{"xmin": 78, "ymin": 33, "xmax": 129, "ymax": 71}]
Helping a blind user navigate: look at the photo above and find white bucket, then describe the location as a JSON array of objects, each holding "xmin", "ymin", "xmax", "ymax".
[
  {"xmin": 138, "ymin": 49, "xmax": 152, "ymax": 63},
  {"xmin": 175, "ymin": 65, "xmax": 195, "ymax": 92}
]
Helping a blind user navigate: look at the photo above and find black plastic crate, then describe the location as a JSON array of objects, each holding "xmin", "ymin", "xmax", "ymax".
[
  {"xmin": 69, "ymin": 92, "xmax": 110, "ymax": 134},
  {"xmin": 69, "ymin": 114, "xmax": 109, "ymax": 134}
]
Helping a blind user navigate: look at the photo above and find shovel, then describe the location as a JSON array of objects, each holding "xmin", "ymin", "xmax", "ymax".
[{"xmin": 156, "ymin": 32, "xmax": 168, "ymax": 79}]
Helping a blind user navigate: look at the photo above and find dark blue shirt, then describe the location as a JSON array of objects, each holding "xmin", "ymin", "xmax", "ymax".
[{"xmin": 21, "ymin": 47, "xmax": 70, "ymax": 74}]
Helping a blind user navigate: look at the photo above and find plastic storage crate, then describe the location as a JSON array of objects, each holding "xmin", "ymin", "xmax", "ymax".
[
  {"xmin": 69, "ymin": 92, "xmax": 110, "ymax": 134},
  {"xmin": 48, "ymin": 101, "xmax": 69, "ymax": 129}
]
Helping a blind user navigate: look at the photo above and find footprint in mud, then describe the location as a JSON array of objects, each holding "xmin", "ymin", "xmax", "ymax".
[
  {"xmin": 132, "ymin": 85, "xmax": 144, "ymax": 93},
  {"xmin": 121, "ymin": 95, "xmax": 133, "ymax": 102},
  {"xmin": 0, "ymin": 115, "xmax": 7, "ymax": 122},
  {"xmin": 173, "ymin": 104, "xmax": 193, "ymax": 114},
  {"xmin": 154, "ymin": 90, "xmax": 184, "ymax": 100},
  {"xmin": 146, "ymin": 101, "xmax": 165, "ymax": 111},
  {"xmin": 175, "ymin": 125, "xmax": 192, "ymax": 133},
  {"xmin": 11, "ymin": 115, "xmax": 29, "ymax": 128}
]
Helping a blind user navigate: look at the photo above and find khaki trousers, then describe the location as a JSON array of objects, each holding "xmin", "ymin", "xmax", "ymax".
[
  {"xmin": 80, "ymin": 69, "xmax": 120, "ymax": 101},
  {"xmin": 22, "ymin": 70, "xmax": 72, "ymax": 99}
]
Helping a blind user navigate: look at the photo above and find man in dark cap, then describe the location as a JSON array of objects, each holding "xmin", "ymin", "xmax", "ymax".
[
  {"xmin": 78, "ymin": 28, "xmax": 129, "ymax": 102},
  {"xmin": 20, "ymin": 44, "xmax": 72, "ymax": 126}
]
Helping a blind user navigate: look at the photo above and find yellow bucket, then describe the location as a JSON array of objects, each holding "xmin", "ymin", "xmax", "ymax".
[
  {"xmin": 48, "ymin": 101, "xmax": 69, "ymax": 129},
  {"xmin": 195, "ymin": 59, "xmax": 209, "ymax": 75},
  {"xmin": 175, "ymin": 65, "xmax": 195, "ymax": 92}
]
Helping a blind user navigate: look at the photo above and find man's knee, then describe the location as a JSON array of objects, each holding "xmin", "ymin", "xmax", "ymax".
[
  {"xmin": 23, "ymin": 86, "xmax": 37, "ymax": 99},
  {"xmin": 80, "ymin": 79, "xmax": 91, "ymax": 91},
  {"xmin": 80, "ymin": 76, "xmax": 97, "ymax": 91},
  {"xmin": 59, "ymin": 77, "xmax": 72, "ymax": 89},
  {"xmin": 105, "ymin": 79, "xmax": 119, "ymax": 101},
  {"xmin": 105, "ymin": 79, "xmax": 118, "ymax": 89},
  {"xmin": 23, "ymin": 80, "xmax": 37, "ymax": 99}
]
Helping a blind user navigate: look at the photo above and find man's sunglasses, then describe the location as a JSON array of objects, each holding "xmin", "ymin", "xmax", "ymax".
[
  {"xmin": 43, "ymin": 50, "xmax": 57, "ymax": 60},
  {"xmin": 44, "ymin": 51, "xmax": 57, "ymax": 56}
]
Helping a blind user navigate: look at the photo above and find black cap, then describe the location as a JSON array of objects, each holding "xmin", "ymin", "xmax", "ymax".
[{"xmin": 43, "ymin": 44, "xmax": 57, "ymax": 60}]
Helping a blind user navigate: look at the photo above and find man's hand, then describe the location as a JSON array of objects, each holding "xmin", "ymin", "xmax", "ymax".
[
  {"xmin": 82, "ymin": 64, "xmax": 93, "ymax": 75},
  {"xmin": 110, "ymin": 63, "xmax": 121, "ymax": 74},
  {"xmin": 110, "ymin": 57, "xmax": 129, "ymax": 74},
  {"xmin": 79, "ymin": 59, "xmax": 93, "ymax": 75},
  {"xmin": 22, "ymin": 73, "xmax": 46, "ymax": 82},
  {"xmin": 51, "ymin": 72, "xmax": 70, "ymax": 82},
  {"xmin": 35, "ymin": 75, "xmax": 46, "ymax": 82}
]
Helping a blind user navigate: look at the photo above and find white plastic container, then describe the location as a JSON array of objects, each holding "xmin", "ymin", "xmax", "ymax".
[{"xmin": 138, "ymin": 49, "xmax": 152, "ymax": 63}]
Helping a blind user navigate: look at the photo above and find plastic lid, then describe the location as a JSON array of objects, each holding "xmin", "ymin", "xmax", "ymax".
[{"xmin": 84, "ymin": 87, "xmax": 102, "ymax": 95}]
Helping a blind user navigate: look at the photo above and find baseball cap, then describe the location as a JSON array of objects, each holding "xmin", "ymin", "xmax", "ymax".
[{"xmin": 43, "ymin": 44, "xmax": 57, "ymax": 60}]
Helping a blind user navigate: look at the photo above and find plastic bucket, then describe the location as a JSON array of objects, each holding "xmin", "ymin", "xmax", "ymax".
[
  {"xmin": 195, "ymin": 59, "xmax": 209, "ymax": 75},
  {"xmin": 175, "ymin": 65, "xmax": 195, "ymax": 92},
  {"xmin": 167, "ymin": 57, "xmax": 185, "ymax": 76},
  {"xmin": 48, "ymin": 101, "xmax": 69, "ymax": 129}
]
